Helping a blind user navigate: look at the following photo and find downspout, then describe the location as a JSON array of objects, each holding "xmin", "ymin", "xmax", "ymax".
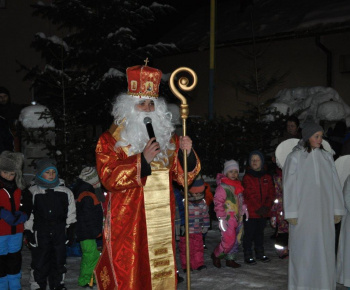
[{"xmin": 315, "ymin": 36, "xmax": 332, "ymax": 87}]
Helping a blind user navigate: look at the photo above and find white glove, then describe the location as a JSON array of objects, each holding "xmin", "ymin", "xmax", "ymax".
[{"xmin": 218, "ymin": 217, "xmax": 228, "ymax": 232}]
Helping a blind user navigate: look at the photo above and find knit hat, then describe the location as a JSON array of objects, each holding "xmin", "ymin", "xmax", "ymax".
[
  {"xmin": 248, "ymin": 150, "xmax": 265, "ymax": 167},
  {"xmin": 35, "ymin": 158, "xmax": 59, "ymax": 188},
  {"xmin": 223, "ymin": 160, "xmax": 239, "ymax": 175},
  {"xmin": 189, "ymin": 175, "xmax": 205, "ymax": 194},
  {"xmin": 0, "ymin": 151, "xmax": 25, "ymax": 189},
  {"xmin": 79, "ymin": 166, "xmax": 101, "ymax": 188},
  {"xmin": 302, "ymin": 122, "xmax": 324, "ymax": 142},
  {"xmin": 189, "ymin": 175, "xmax": 205, "ymax": 201}
]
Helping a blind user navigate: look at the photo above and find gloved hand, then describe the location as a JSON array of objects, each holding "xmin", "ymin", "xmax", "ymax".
[
  {"xmin": 0, "ymin": 208, "xmax": 18, "ymax": 225},
  {"xmin": 218, "ymin": 217, "xmax": 228, "ymax": 232},
  {"xmin": 334, "ymin": 215, "xmax": 342, "ymax": 224},
  {"xmin": 66, "ymin": 223, "xmax": 76, "ymax": 246},
  {"xmin": 286, "ymin": 218, "xmax": 298, "ymax": 225},
  {"xmin": 13, "ymin": 211, "xmax": 28, "ymax": 225},
  {"xmin": 242, "ymin": 204, "xmax": 249, "ymax": 220},
  {"xmin": 24, "ymin": 230, "xmax": 37, "ymax": 248},
  {"xmin": 255, "ymin": 206, "xmax": 270, "ymax": 217},
  {"xmin": 202, "ymin": 226, "xmax": 209, "ymax": 234}
]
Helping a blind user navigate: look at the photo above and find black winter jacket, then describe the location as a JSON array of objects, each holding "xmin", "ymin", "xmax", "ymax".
[{"xmin": 74, "ymin": 180, "xmax": 103, "ymax": 242}]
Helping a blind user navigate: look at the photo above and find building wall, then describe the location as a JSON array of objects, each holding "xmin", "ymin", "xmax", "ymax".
[
  {"xmin": 2, "ymin": 1, "xmax": 350, "ymax": 119},
  {"xmin": 0, "ymin": 0, "xmax": 54, "ymax": 105},
  {"xmin": 155, "ymin": 32, "xmax": 350, "ymax": 118}
]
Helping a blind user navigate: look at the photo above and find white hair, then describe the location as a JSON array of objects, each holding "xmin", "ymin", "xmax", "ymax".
[{"xmin": 112, "ymin": 94, "xmax": 176, "ymax": 167}]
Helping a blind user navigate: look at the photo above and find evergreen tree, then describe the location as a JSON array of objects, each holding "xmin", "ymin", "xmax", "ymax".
[{"xmin": 19, "ymin": 0, "xmax": 178, "ymax": 183}]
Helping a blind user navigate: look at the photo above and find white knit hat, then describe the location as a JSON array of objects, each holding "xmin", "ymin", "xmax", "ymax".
[
  {"xmin": 223, "ymin": 160, "xmax": 239, "ymax": 175},
  {"xmin": 79, "ymin": 167, "xmax": 100, "ymax": 188}
]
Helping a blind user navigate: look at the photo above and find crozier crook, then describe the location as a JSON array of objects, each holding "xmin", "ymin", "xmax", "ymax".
[{"xmin": 169, "ymin": 67, "xmax": 198, "ymax": 289}]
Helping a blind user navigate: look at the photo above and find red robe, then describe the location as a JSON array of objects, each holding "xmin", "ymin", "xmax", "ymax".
[{"xmin": 95, "ymin": 124, "xmax": 200, "ymax": 290}]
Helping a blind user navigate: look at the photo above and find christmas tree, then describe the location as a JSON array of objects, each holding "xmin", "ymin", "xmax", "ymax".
[{"xmin": 19, "ymin": 0, "xmax": 178, "ymax": 183}]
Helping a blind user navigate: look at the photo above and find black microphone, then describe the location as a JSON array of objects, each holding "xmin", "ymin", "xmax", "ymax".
[{"xmin": 143, "ymin": 117, "xmax": 156, "ymax": 143}]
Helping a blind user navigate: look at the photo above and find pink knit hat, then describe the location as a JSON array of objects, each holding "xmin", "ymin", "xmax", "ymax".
[{"xmin": 223, "ymin": 160, "xmax": 239, "ymax": 175}]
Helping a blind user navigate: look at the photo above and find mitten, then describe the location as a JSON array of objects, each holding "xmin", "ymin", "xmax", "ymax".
[
  {"xmin": 24, "ymin": 230, "xmax": 37, "ymax": 248},
  {"xmin": 66, "ymin": 223, "xmax": 76, "ymax": 246},
  {"xmin": 218, "ymin": 217, "xmax": 228, "ymax": 232},
  {"xmin": 13, "ymin": 211, "xmax": 28, "ymax": 225},
  {"xmin": 242, "ymin": 204, "xmax": 249, "ymax": 220},
  {"xmin": 334, "ymin": 215, "xmax": 342, "ymax": 224},
  {"xmin": 286, "ymin": 218, "xmax": 298, "ymax": 225},
  {"xmin": 0, "ymin": 208, "xmax": 18, "ymax": 225}
]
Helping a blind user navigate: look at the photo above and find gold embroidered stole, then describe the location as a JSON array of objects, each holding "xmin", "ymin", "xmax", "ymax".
[{"xmin": 143, "ymin": 169, "xmax": 176, "ymax": 289}]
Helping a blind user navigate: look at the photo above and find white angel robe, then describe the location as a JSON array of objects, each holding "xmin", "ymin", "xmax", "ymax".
[
  {"xmin": 283, "ymin": 147, "xmax": 345, "ymax": 290},
  {"xmin": 336, "ymin": 175, "xmax": 350, "ymax": 287}
]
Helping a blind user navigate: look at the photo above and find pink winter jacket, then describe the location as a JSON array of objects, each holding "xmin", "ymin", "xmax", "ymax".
[{"xmin": 214, "ymin": 173, "xmax": 247, "ymax": 221}]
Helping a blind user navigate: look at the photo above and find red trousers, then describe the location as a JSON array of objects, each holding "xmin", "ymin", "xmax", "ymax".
[{"xmin": 179, "ymin": 233, "xmax": 204, "ymax": 270}]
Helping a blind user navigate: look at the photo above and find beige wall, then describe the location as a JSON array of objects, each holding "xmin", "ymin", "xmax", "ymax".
[
  {"xmin": 156, "ymin": 32, "xmax": 350, "ymax": 118},
  {"xmin": 0, "ymin": 0, "xmax": 54, "ymax": 105}
]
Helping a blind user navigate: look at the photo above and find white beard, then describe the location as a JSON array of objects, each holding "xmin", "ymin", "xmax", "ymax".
[{"xmin": 113, "ymin": 94, "xmax": 176, "ymax": 167}]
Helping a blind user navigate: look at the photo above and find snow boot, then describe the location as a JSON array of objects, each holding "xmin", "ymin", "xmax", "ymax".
[
  {"xmin": 211, "ymin": 253, "xmax": 221, "ymax": 268},
  {"xmin": 226, "ymin": 260, "xmax": 241, "ymax": 268},
  {"xmin": 177, "ymin": 272, "xmax": 184, "ymax": 284},
  {"xmin": 244, "ymin": 257, "xmax": 257, "ymax": 265},
  {"xmin": 257, "ymin": 255, "xmax": 271, "ymax": 263}
]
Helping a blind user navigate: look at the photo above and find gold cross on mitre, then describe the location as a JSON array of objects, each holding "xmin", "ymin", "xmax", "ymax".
[{"xmin": 144, "ymin": 57, "xmax": 149, "ymax": 66}]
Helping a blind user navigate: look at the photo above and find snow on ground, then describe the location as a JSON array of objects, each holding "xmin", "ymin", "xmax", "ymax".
[{"xmin": 21, "ymin": 222, "xmax": 348, "ymax": 290}]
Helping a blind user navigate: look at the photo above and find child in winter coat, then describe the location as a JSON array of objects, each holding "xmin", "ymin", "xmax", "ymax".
[
  {"xmin": 211, "ymin": 160, "xmax": 249, "ymax": 269},
  {"xmin": 179, "ymin": 176, "xmax": 210, "ymax": 272},
  {"xmin": 24, "ymin": 158, "xmax": 76, "ymax": 290},
  {"xmin": 74, "ymin": 166, "xmax": 104, "ymax": 288},
  {"xmin": 242, "ymin": 150, "xmax": 274, "ymax": 265},
  {"xmin": 0, "ymin": 151, "xmax": 28, "ymax": 290}
]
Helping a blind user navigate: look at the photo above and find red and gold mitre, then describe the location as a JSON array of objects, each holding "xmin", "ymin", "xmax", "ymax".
[{"xmin": 126, "ymin": 63, "xmax": 162, "ymax": 99}]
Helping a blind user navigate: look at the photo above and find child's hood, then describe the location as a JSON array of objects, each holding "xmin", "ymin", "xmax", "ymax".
[{"xmin": 216, "ymin": 173, "xmax": 226, "ymax": 186}]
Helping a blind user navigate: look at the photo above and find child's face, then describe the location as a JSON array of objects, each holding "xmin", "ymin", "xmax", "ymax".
[
  {"xmin": 309, "ymin": 131, "xmax": 323, "ymax": 149},
  {"xmin": 226, "ymin": 169, "xmax": 239, "ymax": 180},
  {"xmin": 0, "ymin": 171, "xmax": 16, "ymax": 181},
  {"xmin": 250, "ymin": 155, "xmax": 262, "ymax": 171},
  {"xmin": 42, "ymin": 169, "xmax": 57, "ymax": 181},
  {"xmin": 190, "ymin": 191, "xmax": 204, "ymax": 199}
]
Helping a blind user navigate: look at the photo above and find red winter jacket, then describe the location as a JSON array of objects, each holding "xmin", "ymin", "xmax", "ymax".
[
  {"xmin": 0, "ymin": 187, "xmax": 24, "ymax": 236},
  {"xmin": 242, "ymin": 171, "xmax": 275, "ymax": 219}
]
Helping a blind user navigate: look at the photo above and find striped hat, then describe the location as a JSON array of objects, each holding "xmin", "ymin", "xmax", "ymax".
[{"xmin": 79, "ymin": 167, "xmax": 101, "ymax": 188}]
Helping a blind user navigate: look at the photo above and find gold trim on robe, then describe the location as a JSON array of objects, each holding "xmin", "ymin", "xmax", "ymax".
[{"xmin": 143, "ymin": 169, "xmax": 176, "ymax": 289}]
